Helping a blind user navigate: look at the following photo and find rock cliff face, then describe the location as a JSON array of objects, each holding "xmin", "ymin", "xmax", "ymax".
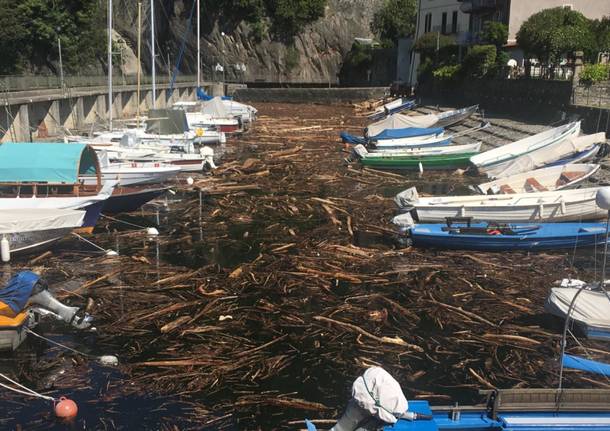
[{"xmin": 113, "ymin": 0, "xmax": 382, "ymax": 83}]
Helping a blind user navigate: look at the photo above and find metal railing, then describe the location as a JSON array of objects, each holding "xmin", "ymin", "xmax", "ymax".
[{"xmin": 0, "ymin": 74, "xmax": 199, "ymax": 92}]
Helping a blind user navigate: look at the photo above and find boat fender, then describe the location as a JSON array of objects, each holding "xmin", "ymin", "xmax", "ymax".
[
  {"xmin": 0, "ymin": 236, "xmax": 10, "ymax": 263},
  {"xmin": 596, "ymin": 187, "xmax": 610, "ymax": 210},
  {"xmin": 486, "ymin": 229, "xmax": 502, "ymax": 235}
]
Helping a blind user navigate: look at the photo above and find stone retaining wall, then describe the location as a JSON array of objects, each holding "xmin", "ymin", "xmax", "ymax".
[{"xmin": 234, "ymin": 87, "xmax": 387, "ymax": 104}]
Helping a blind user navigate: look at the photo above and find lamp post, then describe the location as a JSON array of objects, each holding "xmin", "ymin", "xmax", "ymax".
[
  {"xmin": 221, "ymin": 32, "xmax": 227, "ymax": 82},
  {"xmin": 57, "ymin": 29, "xmax": 64, "ymax": 91}
]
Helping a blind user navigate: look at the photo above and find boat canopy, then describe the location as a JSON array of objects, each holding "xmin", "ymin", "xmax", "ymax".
[
  {"xmin": 371, "ymin": 127, "xmax": 443, "ymax": 140},
  {"xmin": 0, "ymin": 143, "xmax": 99, "ymax": 183},
  {"xmin": 0, "ymin": 209, "xmax": 85, "ymax": 234},
  {"xmin": 146, "ymin": 109, "xmax": 190, "ymax": 134},
  {"xmin": 201, "ymin": 97, "xmax": 230, "ymax": 118}
]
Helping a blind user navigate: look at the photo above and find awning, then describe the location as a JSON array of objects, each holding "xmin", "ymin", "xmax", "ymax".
[{"xmin": 0, "ymin": 143, "xmax": 98, "ymax": 183}]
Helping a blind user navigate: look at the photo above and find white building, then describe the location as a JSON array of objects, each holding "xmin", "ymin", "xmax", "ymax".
[{"xmin": 407, "ymin": 0, "xmax": 471, "ymax": 86}]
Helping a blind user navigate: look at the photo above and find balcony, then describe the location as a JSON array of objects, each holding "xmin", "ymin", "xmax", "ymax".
[{"xmin": 458, "ymin": 0, "xmax": 503, "ymax": 14}]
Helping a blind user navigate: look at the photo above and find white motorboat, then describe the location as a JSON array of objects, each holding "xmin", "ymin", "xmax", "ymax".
[{"xmin": 82, "ymin": 152, "xmax": 181, "ymax": 186}]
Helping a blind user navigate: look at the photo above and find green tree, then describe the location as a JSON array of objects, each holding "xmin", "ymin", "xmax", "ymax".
[
  {"xmin": 266, "ymin": 0, "xmax": 326, "ymax": 38},
  {"xmin": 480, "ymin": 21, "xmax": 508, "ymax": 49},
  {"xmin": 462, "ymin": 44, "xmax": 496, "ymax": 78},
  {"xmin": 516, "ymin": 7, "xmax": 595, "ymax": 63},
  {"xmin": 0, "ymin": 0, "xmax": 26, "ymax": 74},
  {"xmin": 371, "ymin": 0, "xmax": 417, "ymax": 44},
  {"xmin": 591, "ymin": 17, "xmax": 610, "ymax": 54}
]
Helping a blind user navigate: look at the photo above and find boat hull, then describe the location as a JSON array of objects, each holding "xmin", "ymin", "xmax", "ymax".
[
  {"xmin": 410, "ymin": 223, "xmax": 607, "ymax": 251},
  {"xmin": 103, "ymin": 187, "xmax": 168, "ymax": 214},
  {"xmin": 360, "ymin": 152, "xmax": 478, "ymax": 170}
]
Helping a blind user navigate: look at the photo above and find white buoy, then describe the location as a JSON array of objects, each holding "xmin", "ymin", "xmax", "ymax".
[
  {"xmin": 596, "ymin": 187, "xmax": 610, "ymax": 210},
  {"xmin": 1, "ymin": 236, "xmax": 10, "ymax": 262},
  {"xmin": 146, "ymin": 227, "xmax": 159, "ymax": 236},
  {"xmin": 105, "ymin": 250, "xmax": 118, "ymax": 256},
  {"xmin": 98, "ymin": 355, "xmax": 119, "ymax": 366},
  {"xmin": 186, "ymin": 177, "xmax": 194, "ymax": 186}
]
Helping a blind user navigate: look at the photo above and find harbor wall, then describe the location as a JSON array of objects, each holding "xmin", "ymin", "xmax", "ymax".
[
  {"xmin": 233, "ymin": 87, "xmax": 387, "ymax": 104},
  {"xmin": 0, "ymin": 82, "xmax": 218, "ymax": 142}
]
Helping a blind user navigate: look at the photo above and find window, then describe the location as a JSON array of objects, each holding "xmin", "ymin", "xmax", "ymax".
[
  {"xmin": 425, "ymin": 13, "xmax": 432, "ymax": 32},
  {"xmin": 452, "ymin": 11, "xmax": 458, "ymax": 33},
  {"xmin": 441, "ymin": 12, "xmax": 447, "ymax": 34}
]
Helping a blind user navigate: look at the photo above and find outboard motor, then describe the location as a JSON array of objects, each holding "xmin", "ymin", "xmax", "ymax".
[
  {"xmin": 331, "ymin": 367, "xmax": 431, "ymax": 431},
  {"xmin": 4, "ymin": 271, "xmax": 92, "ymax": 330},
  {"xmin": 200, "ymin": 146, "xmax": 217, "ymax": 169}
]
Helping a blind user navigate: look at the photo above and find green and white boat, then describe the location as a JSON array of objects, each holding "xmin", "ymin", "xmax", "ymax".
[{"xmin": 352, "ymin": 142, "xmax": 481, "ymax": 171}]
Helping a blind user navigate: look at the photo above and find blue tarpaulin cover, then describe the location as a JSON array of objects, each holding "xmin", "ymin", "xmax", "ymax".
[
  {"xmin": 563, "ymin": 354, "xmax": 610, "ymax": 377},
  {"xmin": 196, "ymin": 87, "xmax": 233, "ymax": 101},
  {"xmin": 0, "ymin": 271, "xmax": 39, "ymax": 313},
  {"xmin": 340, "ymin": 132, "xmax": 367, "ymax": 145},
  {"xmin": 371, "ymin": 127, "xmax": 443, "ymax": 141},
  {"xmin": 0, "ymin": 143, "xmax": 98, "ymax": 183}
]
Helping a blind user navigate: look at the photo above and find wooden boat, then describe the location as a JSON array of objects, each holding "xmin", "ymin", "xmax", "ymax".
[
  {"xmin": 367, "ymin": 105, "xmax": 478, "ymax": 136},
  {"xmin": 476, "ymin": 164, "xmax": 600, "ymax": 194},
  {"xmin": 489, "ymin": 131, "xmax": 605, "ymax": 178},
  {"xmin": 0, "ymin": 209, "xmax": 85, "ymax": 254},
  {"xmin": 394, "ymin": 186, "xmax": 607, "ymax": 223},
  {"xmin": 0, "ymin": 143, "xmax": 114, "ymax": 229},
  {"xmin": 353, "ymin": 143, "xmax": 481, "ymax": 171},
  {"xmin": 102, "ymin": 186, "xmax": 169, "ymax": 214},
  {"xmin": 407, "ymin": 219, "xmax": 607, "ymax": 251},
  {"xmin": 470, "ymin": 122, "xmax": 581, "ymax": 177}
]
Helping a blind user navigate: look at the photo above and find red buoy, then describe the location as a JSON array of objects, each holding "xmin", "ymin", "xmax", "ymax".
[{"xmin": 55, "ymin": 397, "xmax": 78, "ymax": 418}]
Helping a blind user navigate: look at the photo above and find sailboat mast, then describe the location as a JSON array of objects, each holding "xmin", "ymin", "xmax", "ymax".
[
  {"xmin": 136, "ymin": 1, "xmax": 142, "ymax": 127},
  {"xmin": 107, "ymin": 0, "xmax": 113, "ymax": 131},
  {"xmin": 151, "ymin": 0, "xmax": 156, "ymax": 109},
  {"xmin": 197, "ymin": 0, "xmax": 200, "ymax": 89}
]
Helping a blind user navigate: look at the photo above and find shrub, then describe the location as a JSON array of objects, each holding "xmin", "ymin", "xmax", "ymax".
[
  {"xmin": 432, "ymin": 64, "xmax": 461, "ymax": 81},
  {"xmin": 579, "ymin": 63, "xmax": 610, "ymax": 84},
  {"xmin": 462, "ymin": 44, "xmax": 497, "ymax": 78},
  {"xmin": 414, "ymin": 32, "xmax": 457, "ymax": 60}
]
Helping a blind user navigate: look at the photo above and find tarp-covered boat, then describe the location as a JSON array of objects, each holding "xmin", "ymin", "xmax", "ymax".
[
  {"xmin": 490, "ymin": 131, "xmax": 605, "ymax": 178},
  {"xmin": 366, "ymin": 105, "xmax": 478, "ymax": 137},
  {"xmin": 0, "ymin": 143, "xmax": 114, "ymax": 228},
  {"xmin": 476, "ymin": 163, "xmax": 600, "ymax": 194},
  {"xmin": 546, "ymin": 280, "xmax": 610, "ymax": 339},
  {"xmin": 0, "ymin": 209, "xmax": 85, "ymax": 254},
  {"xmin": 394, "ymin": 186, "xmax": 606, "ymax": 223},
  {"xmin": 470, "ymin": 122, "xmax": 582, "ymax": 178},
  {"xmin": 406, "ymin": 220, "xmax": 607, "ymax": 251}
]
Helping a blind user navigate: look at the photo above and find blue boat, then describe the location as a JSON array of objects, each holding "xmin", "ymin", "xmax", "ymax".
[
  {"xmin": 409, "ymin": 219, "xmax": 608, "ymax": 251},
  {"xmin": 386, "ymin": 388, "xmax": 610, "ymax": 430},
  {"xmin": 102, "ymin": 186, "xmax": 169, "ymax": 214},
  {"xmin": 368, "ymin": 99, "xmax": 416, "ymax": 121},
  {"xmin": 340, "ymin": 127, "xmax": 449, "ymax": 148}
]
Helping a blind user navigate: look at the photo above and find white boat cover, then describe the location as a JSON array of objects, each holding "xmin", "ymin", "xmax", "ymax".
[
  {"xmin": 494, "ymin": 132, "xmax": 606, "ymax": 178},
  {"xmin": 201, "ymin": 97, "xmax": 230, "ymax": 119},
  {"xmin": 0, "ymin": 209, "xmax": 85, "ymax": 233},
  {"xmin": 351, "ymin": 367, "xmax": 408, "ymax": 424},
  {"xmin": 367, "ymin": 113, "xmax": 438, "ymax": 137},
  {"xmin": 545, "ymin": 285, "xmax": 610, "ymax": 331}
]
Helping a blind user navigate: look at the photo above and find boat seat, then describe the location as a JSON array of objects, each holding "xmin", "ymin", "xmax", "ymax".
[
  {"xmin": 556, "ymin": 171, "xmax": 582, "ymax": 186},
  {"xmin": 525, "ymin": 178, "xmax": 547, "ymax": 192},
  {"xmin": 499, "ymin": 184, "xmax": 516, "ymax": 194}
]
